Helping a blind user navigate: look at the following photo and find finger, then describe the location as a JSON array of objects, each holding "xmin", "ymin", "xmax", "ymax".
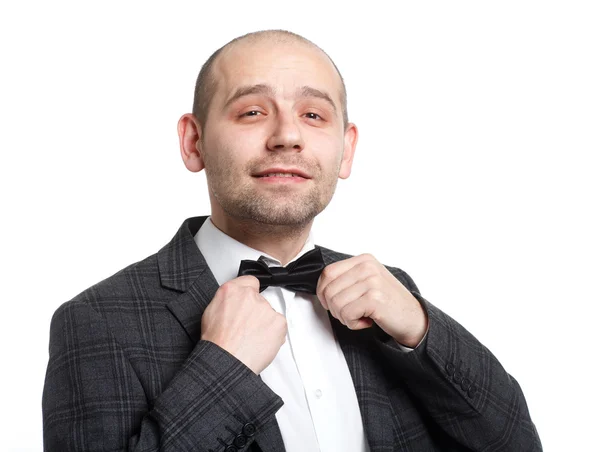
[
  {"xmin": 348, "ymin": 317, "xmax": 373, "ymax": 330},
  {"xmin": 235, "ymin": 275, "xmax": 261, "ymax": 290},
  {"xmin": 317, "ymin": 254, "xmax": 375, "ymax": 308},
  {"xmin": 327, "ymin": 278, "xmax": 369, "ymax": 321},
  {"xmin": 323, "ymin": 264, "xmax": 376, "ymax": 310},
  {"xmin": 340, "ymin": 297, "xmax": 376, "ymax": 330}
]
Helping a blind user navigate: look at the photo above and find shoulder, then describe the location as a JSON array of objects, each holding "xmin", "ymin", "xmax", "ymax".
[{"xmin": 51, "ymin": 251, "xmax": 165, "ymax": 322}]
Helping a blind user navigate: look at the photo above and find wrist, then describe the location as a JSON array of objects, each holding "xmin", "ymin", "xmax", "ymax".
[{"xmin": 395, "ymin": 302, "xmax": 428, "ymax": 348}]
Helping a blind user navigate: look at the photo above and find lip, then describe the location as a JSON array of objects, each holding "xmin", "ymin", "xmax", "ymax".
[
  {"xmin": 253, "ymin": 175, "xmax": 309, "ymax": 184},
  {"xmin": 253, "ymin": 167, "xmax": 311, "ymax": 179}
]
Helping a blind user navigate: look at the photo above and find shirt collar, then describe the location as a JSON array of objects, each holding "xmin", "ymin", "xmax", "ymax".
[{"xmin": 194, "ymin": 216, "xmax": 316, "ymax": 286}]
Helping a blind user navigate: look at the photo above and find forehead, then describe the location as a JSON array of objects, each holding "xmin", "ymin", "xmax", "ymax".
[{"xmin": 211, "ymin": 40, "xmax": 343, "ymax": 105}]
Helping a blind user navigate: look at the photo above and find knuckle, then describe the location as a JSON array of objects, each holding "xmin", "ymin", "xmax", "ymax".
[
  {"xmin": 277, "ymin": 315, "xmax": 288, "ymax": 328},
  {"xmin": 217, "ymin": 285, "xmax": 233, "ymax": 301},
  {"xmin": 366, "ymin": 274, "xmax": 379, "ymax": 286},
  {"xmin": 362, "ymin": 260, "xmax": 378, "ymax": 273},
  {"xmin": 219, "ymin": 281, "xmax": 232, "ymax": 293},
  {"xmin": 367, "ymin": 288, "xmax": 382, "ymax": 302},
  {"xmin": 340, "ymin": 304, "xmax": 351, "ymax": 322},
  {"xmin": 323, "ymin": 285, "xmax": 334, "ymax": 302},
  {"xmin": 329, "ymin": 292, "xmax": 341, "ymax": 308}
]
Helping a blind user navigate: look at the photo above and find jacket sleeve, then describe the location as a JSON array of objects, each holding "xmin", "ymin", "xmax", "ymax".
[
  {"xmin": 375, "ymin": 269, "xmax": 543, "ymax": 451},
  {"xmin": 42, "ymin": 300, "xmax": 283, "ymax": 452}
]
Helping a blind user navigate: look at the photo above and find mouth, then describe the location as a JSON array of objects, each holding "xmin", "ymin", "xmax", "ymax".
[
  {"xmin": 253, "ymin": 168, "xmax": 312, "ymax": 179},
  {"xmin": 253, "ymin": 173, "xmax": 309, "ymax": 183}
]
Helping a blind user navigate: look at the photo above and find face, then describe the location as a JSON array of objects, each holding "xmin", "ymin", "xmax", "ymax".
[{"xmin": 181, "ymin": 39, "xmax": 358, "ymax": 228}]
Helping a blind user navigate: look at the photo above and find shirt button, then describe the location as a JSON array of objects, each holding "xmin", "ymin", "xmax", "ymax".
[
  {"xmin": 315, "ymin": 389, "xmax": 323, "ymax": 398},
  {"xmin": 288, "ymin": 318, "xmax": 294, "ymax": 328}
]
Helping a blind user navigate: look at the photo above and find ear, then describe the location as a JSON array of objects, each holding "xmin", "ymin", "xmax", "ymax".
[
  {"xmin": 178, "ymin": 113, "xmax": 205, "ymax": 173},
  {"xmin": 338, "ymin": 122, "xmax": 358, "ymax": 179}
]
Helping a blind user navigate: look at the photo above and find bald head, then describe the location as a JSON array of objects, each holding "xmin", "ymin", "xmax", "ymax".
[{"xmin": 192, "ymin": 30, "xmax": 348, "ymax": 129}]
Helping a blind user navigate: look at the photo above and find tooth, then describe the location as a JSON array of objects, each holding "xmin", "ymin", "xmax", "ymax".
[{"xmin": 260, "ymin": 172, "xmax": 301, "ymax": 177}]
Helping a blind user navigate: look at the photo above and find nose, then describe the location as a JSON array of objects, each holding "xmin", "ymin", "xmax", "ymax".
[{"xmin": 266, "ymin": 112, "xmax": 305, "ymax": 152}]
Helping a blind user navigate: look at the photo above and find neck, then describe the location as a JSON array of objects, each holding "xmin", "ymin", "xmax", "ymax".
[{"xmin": 209, "ymin": 212, "xmax": 314, "ymax": 267}]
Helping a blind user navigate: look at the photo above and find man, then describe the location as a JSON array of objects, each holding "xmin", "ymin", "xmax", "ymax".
[{"xmin": 42, "ymin": 30, "xmax": 542, "ymax": 451}]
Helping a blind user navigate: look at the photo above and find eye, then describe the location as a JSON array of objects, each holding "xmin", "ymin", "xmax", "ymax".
[
  {"xmin": 304, "ymin": 112, "xmax": 322, "ymax": 120},
  {"xmin": 241, "ymin": 110, "xmax": 262, "ymax": 117}
]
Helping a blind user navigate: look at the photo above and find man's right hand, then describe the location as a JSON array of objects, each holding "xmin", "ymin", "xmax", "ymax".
[{"xmin": 200, "ymin": 275, "xmax": 288, "ymax": 375}]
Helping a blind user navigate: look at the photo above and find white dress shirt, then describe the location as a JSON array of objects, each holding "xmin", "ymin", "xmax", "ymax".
[{"xmin": 194, "ymin": 217, "xmax": 371, "ymax": 452}]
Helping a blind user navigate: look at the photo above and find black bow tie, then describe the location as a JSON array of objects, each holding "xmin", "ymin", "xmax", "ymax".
[{"xmin": 237, "ymin": 248, "xmax": 325, "ymax": 294}]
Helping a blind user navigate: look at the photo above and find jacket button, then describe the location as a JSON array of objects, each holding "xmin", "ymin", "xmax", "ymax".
[
  {"xmin": 242, "ymin": 422, "xmax": 256, "ymax": 436},
  {"xmin": 225, "ymin": 446, "xmax": 237, "ymax": 452},
  {"xmin": 461, "ymin": 378, "xmax": 471, "ymax": 391},
  {"xmin": 233, "ymin": 434, "xmax": 247, "ymax": 448},
  {"xmin": 445, "ymin": 363, "xmax": 455, "ymax": 376},
  {"xmin": 467, "ymin": 384, "xmax": 477, "ymax": 398},
  {"xmin": 453, "ymin": 371, "xmax": 463, "ymax": 384}
]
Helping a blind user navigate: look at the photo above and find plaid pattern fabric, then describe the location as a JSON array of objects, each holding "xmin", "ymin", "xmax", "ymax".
[{"xmin": 42, "ymin": 216, "xmax": 542, "ymax": 451}]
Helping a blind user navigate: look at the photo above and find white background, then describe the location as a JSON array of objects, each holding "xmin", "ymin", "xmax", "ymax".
[{"xmin": 1, "ymin": 1, "xmax": 598, "ymax": 450}]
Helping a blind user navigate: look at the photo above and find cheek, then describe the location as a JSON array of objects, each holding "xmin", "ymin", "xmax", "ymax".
[
  {"xmin": 309, "ymin": 133, "xmax": 345, "ymax": 172},
  {"xmin": 204, "ymin": 127, "xmax": 268, "ymax": 179},
  {"xmin": 209, "ymin": 121, "xmax": 266, "ymax": 153},
  {"xmin": 203, "ymin": 127, "xmax": 241, "ymax": 159}
]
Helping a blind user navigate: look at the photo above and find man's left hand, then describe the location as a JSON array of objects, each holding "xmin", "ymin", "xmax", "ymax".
[{"xmin": 316, "ymin": 253, "xmax": 428, "ymax": 348}]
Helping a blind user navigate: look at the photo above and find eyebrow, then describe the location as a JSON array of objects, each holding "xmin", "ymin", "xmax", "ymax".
[
  {"xmin": 298, "ymin": 86, "xmax": 338, "ymax": 114},
  {"xmin": 222, "ymin": 84, "xmax": 338, "ymax": 115},
  {"xmin": 223, "ymin": 84, "xmax": 275, "ymax": 111}
]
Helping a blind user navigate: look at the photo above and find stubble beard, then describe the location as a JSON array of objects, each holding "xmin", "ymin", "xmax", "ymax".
[{"xmin": 204, "ymin": 154, "xmax": 340, "ymax": 231}]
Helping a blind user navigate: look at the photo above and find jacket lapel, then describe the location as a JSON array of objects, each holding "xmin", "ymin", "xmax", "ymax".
[
  {"xmin": 158, "ymin": 216, "xmax": 216, "ymax": 342},
  {"xmin": 160, "ymin": 216, "xmax": 286, "ymax": 451},
  {"xmin": 160, "ymin": 217, "xmax": 394, "ymax": 451}
]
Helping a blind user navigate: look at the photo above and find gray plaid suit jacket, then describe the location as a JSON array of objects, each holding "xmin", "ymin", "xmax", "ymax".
[{"xmin": 42, "ymin": 216, "xmax": 542, "ymax": 451}]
